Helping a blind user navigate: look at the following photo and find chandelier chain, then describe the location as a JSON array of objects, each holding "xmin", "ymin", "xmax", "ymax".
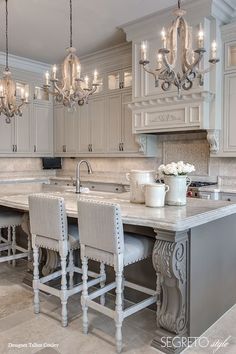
[
  {"xmin": 178, "ymin": 0, "xmax": 181, "ymax": 9},
  {"xmin": 70, "ymin": 0, "xmax": 72, "ymax": 47},
  {"xmin": 5, "ymin": 0, "xmax": 9, "ymax": 71}
]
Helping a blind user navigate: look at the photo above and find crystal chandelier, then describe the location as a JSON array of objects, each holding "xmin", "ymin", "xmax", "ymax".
[
  {"xmin": 139, "ymin": 0, "xmax": 220, "ymax": 97},
  {"xmin": 0, "ymin": 0, "xmax": 29, "ymax": 124},
  {"xmin": 43, "ymin": 0, "xmax": 99, "ymax": 107}
]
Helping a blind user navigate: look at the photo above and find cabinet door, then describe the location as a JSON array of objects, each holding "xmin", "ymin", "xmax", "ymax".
[
  {"xmin": 90, "ymin": 97, "xmax": 107, "ymax": 153},
  {"xmin": 54, "ymin": 104, "xmax": 65, "ymax": 154},
  {"xmin": 122, "ymin": 92, "xmax": 140, "ymax": 153},
  {"xmin": 0, "ymin": 117, "xmax": 15, "ymax": 153},
  {"xmin": 64, "ymin": 109, "xmax": 78, "ymax": 154},
  {"xmin": 107, "ymin": 93, "xmax": 122, "ymax": 153},
  {"xmin": 34, "ymin": 102, "xmax": 53, "ymax": 155},
  {"xmin": 14, "ymin": 103, "xmax": 32, "ymax": 153},
  {"xmin": 223, "ymin": 73, "xmax": 236, "ymax": 153},
  {"xmin": 78, "ymin": 103, "xmax": 90, "ymax": 153}
]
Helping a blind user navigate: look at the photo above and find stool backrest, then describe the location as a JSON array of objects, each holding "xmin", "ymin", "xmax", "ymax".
[
  {"xmin": 77, "ymin": 199, "xmax": 124, "ymax": 255},
  {"xmin": 29, "ymin": 194, "xmax": 68, "ymax": 241}
]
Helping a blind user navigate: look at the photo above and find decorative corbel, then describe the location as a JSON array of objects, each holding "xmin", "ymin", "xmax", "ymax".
[
  {"xmin": 134, "ymin": 134, "xmax": 147, "ymax": 153},
  {"xmin": 207, "ymin": 129, "xmax": 220, "ymax": 154}
]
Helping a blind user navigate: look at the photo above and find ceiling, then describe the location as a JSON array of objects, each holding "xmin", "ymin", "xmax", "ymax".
[
  {"xmin": 0, "ymin": 0, "xmax": 235, "ymax": 65},
  {"xmin": 0, "ymin": 0, "xmax": 180, "ymax": 64}
]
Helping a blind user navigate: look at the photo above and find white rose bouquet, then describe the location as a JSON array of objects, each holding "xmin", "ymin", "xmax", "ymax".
[{"xmin": 158, "ymin": 161, "xmax": 195, "ymax": 176}]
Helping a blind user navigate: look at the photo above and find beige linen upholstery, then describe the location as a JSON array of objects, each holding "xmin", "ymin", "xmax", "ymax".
[
  {"xmin": 0, "ymin": 210, "xmax": 29, "ymax": 266},
  {"xmin": 78, "ymin": 199, "xmax": 157, "ymax": 353},
  {"xmin": 29, "ymin": 194, "xmax": 101, "ymax": 328}
]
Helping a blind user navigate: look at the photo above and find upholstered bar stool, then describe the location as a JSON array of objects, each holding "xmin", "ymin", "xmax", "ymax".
[
  {"xmin": 0, "ymin": 211, "xmax": 28, "ymax": 266},
  {"xmin": 78, "ymin": 199, "xmax": 157, "ymax": 353},
  {"xmin": 29, "ymin": 194, "xmax": 103, "ymax": 327}
]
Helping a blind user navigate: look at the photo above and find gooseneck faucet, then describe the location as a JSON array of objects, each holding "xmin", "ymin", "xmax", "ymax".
[{"xmin": 75, "ymin": 160, "xmax": 93, "ymax": 193}]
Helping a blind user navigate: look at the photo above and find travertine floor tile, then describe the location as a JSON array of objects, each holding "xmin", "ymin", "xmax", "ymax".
[{"xmin": 0, "ymin": 262, "xmax": 235, "ymax": 354}]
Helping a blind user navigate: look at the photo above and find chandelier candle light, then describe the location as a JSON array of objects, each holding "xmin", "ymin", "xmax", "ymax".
[
  {"xmin": 43, "ymin": 0, "xmax": 99, "ymax": 107},
  {"xmin": 0, "ymin": 0, "xmax": 29, "ymax": 123},
  {"xmin": 139, "ymin": 0, "xmax": 220, "ymax": 97}
]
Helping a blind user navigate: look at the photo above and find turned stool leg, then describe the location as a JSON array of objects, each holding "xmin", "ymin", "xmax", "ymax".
[
  {"xmin": 33, "ymin": 244, "xmax": 40, "ymax": 314},
  {"xmin": 7, "ymin": 226, "xmax": 11, "ymax": 265},
  {"xmin": 12, "ymin": 226, "xmax": 16, "ymax": 267},
  {"xmin": 69, "ymin": 250, "xmax": 74, "ymax": 290},
  {"xmin": 60, "ymin": 255, "xmax": 68, "ymax": 327},
  {"xmin": 0, "ymin": 228, "xmax": 2, "ymax": 256},
  {"xmin": 100, "ymin": 262, "xmax": 106, "ymax": 306},
  {"xmin": 115, "ymin": 264, "xmax": 124, "ymax": 354},
  {"xmin": 82, "ymin": 256, "xmax": 89, "ymax": 334}
]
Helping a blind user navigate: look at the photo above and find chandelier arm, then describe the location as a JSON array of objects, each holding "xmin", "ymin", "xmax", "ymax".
[{"xmin": 142, "ymin": 64, "xmax": 158, "ymax": 81}]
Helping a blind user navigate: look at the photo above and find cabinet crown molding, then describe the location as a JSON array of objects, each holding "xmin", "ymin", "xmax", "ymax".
[{"xmin": 0, "ymin": 52, "xmax": 50, "ymax": 74}]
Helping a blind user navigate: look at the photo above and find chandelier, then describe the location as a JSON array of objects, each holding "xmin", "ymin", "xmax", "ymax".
[
  {"xmin": 43, "ymin": 0, "xmax": 99, "ymax": 108},
  {"xmin": 139, "ymin": 0, "xmax": 220, "ymax": 97},
  {"xmin": 0, "ymin": 0, "xmax": 29, "ymax": 124}
]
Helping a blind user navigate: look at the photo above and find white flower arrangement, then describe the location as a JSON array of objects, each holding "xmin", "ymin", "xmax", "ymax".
[{"xmin": 158, "ymin": 161, "xmax": 195, "ymax": 176}]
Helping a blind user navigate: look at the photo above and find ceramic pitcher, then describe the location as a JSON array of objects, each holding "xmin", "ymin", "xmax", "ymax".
[
  {"xmin": 126, "ymin": 170, "xmax": 156, "ymax": 203},
  {"xmin": 164, "ymin": 175, "xmax": 191, "ymax": 206},
  {"xmin": 145, "ymin": 183, "xmax": 169, "ymax": 207}
]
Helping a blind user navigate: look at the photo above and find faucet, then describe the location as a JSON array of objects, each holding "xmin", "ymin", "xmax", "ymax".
[{"xmin": 75, "ymin": 160, "xmax": 93, "ymax": 194}]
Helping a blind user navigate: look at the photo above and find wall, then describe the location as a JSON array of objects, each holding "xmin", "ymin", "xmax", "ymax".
[{"xmin": 0, "ymin": 158, "xmax": 54, "ymax": 178}]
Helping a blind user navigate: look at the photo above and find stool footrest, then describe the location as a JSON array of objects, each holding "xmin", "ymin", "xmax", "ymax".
[
  {"xmin": 123, "ymin": 295, "xmax": 157, "ymax": 319},
  {"xmin": 87, "ymin": 299, "xmax": 115, "ymax": 319},
  {"xmin": 0, "ymin": 252, "xmax": 28, "ymax": 263},
  {"xmin": 88, "ymin": 281, "xmax": 116, "ymax": 301},
  {"xmin": 124, "ymin": 280, "xmax": 156, "ymax": 296}
]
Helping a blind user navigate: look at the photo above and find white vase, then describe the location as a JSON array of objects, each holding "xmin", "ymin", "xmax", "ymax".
[{"xmin": 164, "ymin": 175, "xmax": 191, "ymax": 206}]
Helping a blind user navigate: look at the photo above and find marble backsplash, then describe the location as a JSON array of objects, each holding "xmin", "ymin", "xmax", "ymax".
[{"xmin": 0, "ymin": 158, "xmax": 55, "ymax": 178}]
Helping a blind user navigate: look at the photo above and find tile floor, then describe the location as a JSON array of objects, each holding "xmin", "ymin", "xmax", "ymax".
[{"xmin": 0, "ymin": 261, "xmax": 235, "ymax": 354}]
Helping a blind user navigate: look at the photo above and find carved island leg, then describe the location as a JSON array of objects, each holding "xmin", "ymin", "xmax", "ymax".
[{"xmin": 151, "ymin": 229, "xmax": 189, "ymax": 354}]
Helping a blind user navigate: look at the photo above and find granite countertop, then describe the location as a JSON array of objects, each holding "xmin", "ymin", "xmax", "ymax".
[{"xmin": 0, "ymin": 183, "xmax": 236, "ymax": 232}]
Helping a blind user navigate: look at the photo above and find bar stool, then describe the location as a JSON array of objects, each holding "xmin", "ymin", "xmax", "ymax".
[
  {"xmin": 0, "ymin": 211, "xmax": 28, "ymax": 266},
  {"xmin": 78, "ymin": 199, "xmax": 157, "ymax": 353},
  {"xmin": 29, "ymin": 194, "xmax": 103, "ymax": 327}
]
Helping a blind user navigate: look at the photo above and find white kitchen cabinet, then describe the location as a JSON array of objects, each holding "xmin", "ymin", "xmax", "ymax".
[
  {"xmin": 0, "ymin": 117, "xmax": 15, "ymax": 153},
  {"xmin": 33, "ymin": 101, "xmax": 53, "ymax": 155},
  {"xmin": 219, "ymin": 22, "xmax": 236, "ymax": 156},
  {"xmin": 54, "ymin": 104, "xmax": 78, "ymax": 156},
  {"xmin": 107, "ymin": 67, "xmax": 132, "ymax": 92},
  {"xmin": 222, "ymin": 72, "xmax": 236, "ymax": 153},
  {"xmin": 107, "ymin": 91, "xmax": 140, "ymax": 154},
  {"xmin": 14, "ymin": 102, "xmax": 32, "ymax": 154},
  {"xmin": 0, "ymin": 102, "xmax": 31, "ymax": 155},
  {"xmin": 78, "ymin": 96, "xmax": 106, "ymax": 154}
]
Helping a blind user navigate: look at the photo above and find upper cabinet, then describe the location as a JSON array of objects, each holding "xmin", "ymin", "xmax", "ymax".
[
  {"xmin": 54, "ymin": 104, "xmax": 78, "ymax": 156},
  {"xmin": 218, "ymin": 21, "xmax": 236, "ymax": 157},
  {"xmin": 0, "ymin": 60, "xmax": 53, "ymax": 157},
  {"xmin": 107, "ymin": 68, "xmax": 132, "ymax": 91}
]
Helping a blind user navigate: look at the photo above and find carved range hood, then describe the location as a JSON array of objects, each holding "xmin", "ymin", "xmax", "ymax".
[
  {"xmin": 128, "ymin": 90, "xmax": 220, "ymax": 154},
  {"xmin": 121, "ymin": 0, "xmax": 234, "ymax": 154}
]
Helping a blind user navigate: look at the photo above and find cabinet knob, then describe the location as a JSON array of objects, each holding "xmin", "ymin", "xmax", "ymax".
[
  {"xmin": 90, "ymin": 144, "xmax": 93, "ymax": 152},
  {"xmin": 34, "ymin": 145, "xmax": 37, "ymax": 153},
  {"xmin": 227, "ymin": 198, "xmax": 231, "ymax": 201}
]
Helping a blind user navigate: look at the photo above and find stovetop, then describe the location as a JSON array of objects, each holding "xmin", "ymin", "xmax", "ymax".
[{"xmin": 189, "ymin": 181, "xmax": 217, "ymax": 188}]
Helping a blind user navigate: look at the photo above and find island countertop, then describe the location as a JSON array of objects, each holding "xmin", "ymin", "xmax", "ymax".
[{"xmin": 0, "ymin": 182, "xmax": 236, "ymax": 232}]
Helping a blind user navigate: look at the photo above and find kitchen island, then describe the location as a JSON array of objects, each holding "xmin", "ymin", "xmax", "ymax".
[{"xmin": 0, "ymin": 182, "xmax": 236, "ymax": 354}]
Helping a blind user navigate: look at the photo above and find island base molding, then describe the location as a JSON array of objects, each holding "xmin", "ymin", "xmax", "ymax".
[{"xmin": 152, "ymin": 229, "xmax": 190, "ymax": 354}]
